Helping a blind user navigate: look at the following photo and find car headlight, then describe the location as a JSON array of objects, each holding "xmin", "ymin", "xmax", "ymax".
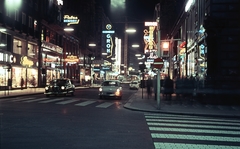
[
  {"xmin": 115, "ymin": 89, "xmax": 121, "ymax": 96},
  {"xmin": 61, "ymin": 86, "xmax": 65, "ymax": 90},
  {"xmin": 99, "ymin": 88, "xmax": 102, "ymax": 92},
  {"xmin": 45, "ymin": 86, "xmax": 49, "ymax": 90}
]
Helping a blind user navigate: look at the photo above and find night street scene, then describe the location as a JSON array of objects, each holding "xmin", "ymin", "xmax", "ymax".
[{"xmin": 0, "ymin": 0, "xmax": 240, "ymax": 149}]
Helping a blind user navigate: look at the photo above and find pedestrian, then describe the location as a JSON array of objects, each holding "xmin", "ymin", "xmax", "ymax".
[
  {"xmin": 21, "ymin": 77, "xmax": 24, "ymax": 90},
  {"xmin": 163, "ymin": 76, "xmax": 173, "ymax": 100},
  {"xmin": 146, "ymin": 77, "xmax": 152, "ymax": 99},
  {"xmin": 153, "ymin": 76, "xmax": 157, "ymax": 100}
]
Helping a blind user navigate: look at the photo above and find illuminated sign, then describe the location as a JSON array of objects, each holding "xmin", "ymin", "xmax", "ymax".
[
  {"xmin": 21, "ymin": 56, "xmax": 34, "ymax": 67},
  {"xmin": 41, "ymin": 41, "xmax": 63, "ymax": 54},
  {"xmin": 63, "ymin": 15, "xmax": 80, "ymax": 26},
  {"xmin": 102, "ymin": 24, "xmax": 114, "ymax": 58},
  {"xmin": 65, "ymin": 55, "xmax": 79, "ymax": 63},
  {"xmin": 143, "ymin": 26, "xmax": 157, "ymax": 53},
  {"xmin": 145, "ymin": 22, "xmax": 157, "ymax": 26},
  {"xmin": 57, "ymin": 0, "xmax": 63, "ymax": 5},
  {"xmin": 0, "ymin": 52, "xmax": 14, "ymax": 63}
]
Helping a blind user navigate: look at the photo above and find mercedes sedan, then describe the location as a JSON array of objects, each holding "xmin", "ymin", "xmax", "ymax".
[
  {"xmin": 99, "ymin": 80, "xmax": 123, "ymax": 100},
  {"xmin": 44, "ymin": 78, "xmax": 75, "ymax": 97}
]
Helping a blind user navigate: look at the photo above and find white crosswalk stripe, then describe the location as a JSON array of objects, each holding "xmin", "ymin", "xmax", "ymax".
[
  {"xmin": 75, "ymin": 100, "xmax": 96, "ymax": 106},
  {"xmin": 96, "ymin": 102, "xmax": 114, "ymax": 108},
  {"xmin": 0, "ymin": 96, "xmax": 117, "ymax": 109},
  {"xmin": 39, "ymin": 98, "xmax": 64, "ymax": 103},
  {"xmin": 144, "ymin": 113, "xmax": 240, "ymax": 149},
  {"xmin": 12, "ymin": 97, "xmax": 35, "ymax": 102},
  {"xmin": 56, "ymin": 99, "xmax": 79, "ymax": 105},
  {"xmin": 23, "ymin": 98, "xmax": 49, "ymax": 103}
]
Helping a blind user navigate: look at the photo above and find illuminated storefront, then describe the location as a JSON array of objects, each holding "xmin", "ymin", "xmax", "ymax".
[{"xmin": 41, "ymin": 41, "xmax": 63, "ymax": 85}]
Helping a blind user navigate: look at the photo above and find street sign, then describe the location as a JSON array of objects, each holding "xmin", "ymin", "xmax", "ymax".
[{"xmin": 153, "ymin": 58, "xmax": 164, "ymax": 69}]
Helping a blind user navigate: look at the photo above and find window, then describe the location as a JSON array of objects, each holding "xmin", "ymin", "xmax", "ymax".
[
  {"xmin": 28, "ymin": 16, "xmax": 33, "ymax": 28},
  {"xmin": 15, "ymin": 9, "xmax": 19, "ymax": 21},
  {"xmin": 34, "ymin": 20, "xmax": 37, "ymax": 30},
  {"xmin": 13, "ymin": 38, "xmax": 27, "ymax": 55},
  {"xmin": 6, "ymin": 9, "xmax": 11, "ymax": 18},
  {"xmin": 22, "ymin": 13, "xmax": 26, "ymax": 25},
  {"xmin": 28, "ymin": 43, "xmax": 37, "ymax": 58}
]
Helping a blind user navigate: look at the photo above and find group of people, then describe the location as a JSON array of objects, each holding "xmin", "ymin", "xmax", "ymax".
[
  {"xmin": 145, "ymin": 76, "xmax": 174, "ymax": 100},
  {"xmin": 145, "ymin": 75, "xmax": 203, "ymax": 100}
]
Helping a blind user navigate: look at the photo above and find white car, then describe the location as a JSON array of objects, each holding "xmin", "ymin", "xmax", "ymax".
[
  {"xmin": 129, "ymin": 81, "xmax": 140, "ymax": 90},
  {"xmin": 99, "ymin": 80, "xmax": 123, "ymax": 100}
]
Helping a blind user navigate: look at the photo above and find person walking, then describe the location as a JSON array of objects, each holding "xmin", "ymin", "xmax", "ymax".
[
  {"xmin": 146, "ymin": 77, "xmax": 153, "ymax": 99},
  {"xmin": 20, "ymin": 77, "xmax": 24, "ymax": 90}
]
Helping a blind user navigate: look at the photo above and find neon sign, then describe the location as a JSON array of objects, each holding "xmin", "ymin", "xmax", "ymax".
[{"xmin": 63, "ymin": 15, "xmax": 80, "ymax": 26}]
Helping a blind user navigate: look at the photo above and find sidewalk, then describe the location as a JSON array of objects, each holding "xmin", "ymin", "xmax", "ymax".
[
  {"xmin": 1, "ymin": 87, "xmax": 240, "ymax": 118},
  {"xmin": 124, "ymin": 88, "xmax": 240, "ymax": 118}
]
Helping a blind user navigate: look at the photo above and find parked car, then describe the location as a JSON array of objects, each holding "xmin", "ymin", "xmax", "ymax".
[
  {"xmin": 129, "ymin": 81, "xmax": 140, "ymax": 90},
  {"xmin": 99, "ymin": 80, "xmax": 123, "ymax": 99},
  {"xmin": 44, "ymin": 78, "xmax": 75, "ymax": 97}
]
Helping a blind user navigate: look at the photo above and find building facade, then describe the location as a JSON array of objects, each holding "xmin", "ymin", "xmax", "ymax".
[{"xmin": 168, "ymin": 0, "xmax": 240, "ymax": 90}]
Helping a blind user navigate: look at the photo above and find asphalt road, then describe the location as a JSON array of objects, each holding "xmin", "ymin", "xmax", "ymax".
[
  {"xmin": 0, "ymin": 85, "xmax": 155, "ymax": 149},
  {"xmin": 1, "ymin": 85, "xmax": 240, "ymax": 149}
]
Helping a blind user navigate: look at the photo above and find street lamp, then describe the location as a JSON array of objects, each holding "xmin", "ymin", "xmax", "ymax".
[{"xmin": 124, "ymin": 28, "xmax": 136, "ymax": 78}]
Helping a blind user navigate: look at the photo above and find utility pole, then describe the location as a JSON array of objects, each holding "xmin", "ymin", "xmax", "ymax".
[
  {"xmin": 124, "ymin": 17, "xmax": 128, "ymax": 78},
  {"xmin": 156, "ymin": 3, "xmax": 161, "ymax": 109}
]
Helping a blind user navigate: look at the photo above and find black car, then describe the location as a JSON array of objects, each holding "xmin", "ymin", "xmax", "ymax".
[{"xmin": 44, "ymin": 78, "xmax": 75, "ymax": 97}]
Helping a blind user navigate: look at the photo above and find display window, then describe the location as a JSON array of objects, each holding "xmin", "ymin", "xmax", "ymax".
[
  {"xmin": 12, "ymin": 67, "xmax": 26, "ymax": 88},
  {"xmin": 46, "ymin": 69, "xmax": 60, "ymax": 85},
  {"xmin": 27, "ymin": 68, "xmax": 38, "ymax": 87},
  {"xmin": 0, "ymin": 66, "xmax": 10, "ymax": 87}
]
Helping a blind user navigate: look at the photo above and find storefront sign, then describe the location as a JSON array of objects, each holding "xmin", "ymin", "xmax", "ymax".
[
  {"xmin": 63, "ymin": 15, "xmax": 80, "ymax": 26},
  {"xmin": 41, "ymin": 41, "xmax": 63, "ymax": 54},
  {"xmin": 102, "ymin": 24, "xmax": 114, "ymax": 58},
  {"xmin": 0, "ymin": 52, "xmax": 13, "ymax": 63},
  {"xmin": 65, "ymin": 55, "xmax": 79, "ymax": 63},
  {"xmin": 20, "ymin": 56, "xmax": 33, "ymax": 67},
  {"xmin": 143, "ymin": 26, "xmax": 157, "ymax": 53}
]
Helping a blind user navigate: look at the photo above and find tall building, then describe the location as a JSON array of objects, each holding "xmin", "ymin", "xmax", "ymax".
[{"xmin": 167, "ymin": 0, "xmax": 240, "ymax": 91}]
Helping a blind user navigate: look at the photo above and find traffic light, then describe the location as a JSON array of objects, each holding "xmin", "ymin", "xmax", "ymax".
[{"xmin": 161, "ymin": 41, "xmax": 169, "ymax": 57}]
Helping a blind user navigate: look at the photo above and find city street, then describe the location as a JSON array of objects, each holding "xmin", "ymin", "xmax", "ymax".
[
  {"xmin": 1, "ymin": 86, "xmax": 240, "ymax": 148},
  {"xmin": 0, "ymin": 85, "xmax": 155, "ymax": 149}
]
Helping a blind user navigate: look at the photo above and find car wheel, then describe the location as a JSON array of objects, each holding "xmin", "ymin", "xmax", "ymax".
[
  {"xmin": 46, "ymin": 94, "xmax": 49, "ymax": 97},
  {"xmin": 99, "ymin": 95, "xmax": 102, "ymax": 99},
  {"xmin": 71, "ymin": 92, "xmax": 74, "ymax": 96}
]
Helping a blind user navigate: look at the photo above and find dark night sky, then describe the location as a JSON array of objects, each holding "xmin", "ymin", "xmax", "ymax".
[{"xmin": 96, "ymin": 0, "xmax": 162, "ymax": 52}]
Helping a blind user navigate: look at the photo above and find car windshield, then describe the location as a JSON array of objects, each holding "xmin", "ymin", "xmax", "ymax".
[
  {"xmin": 49, "ymin": 79, "xmax": 67, "ymax": 86},
  {"xmin": 102, "ymin": 81, "xmax": 119, "ymax": 86}
]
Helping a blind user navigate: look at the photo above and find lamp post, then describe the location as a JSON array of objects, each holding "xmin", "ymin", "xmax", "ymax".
[
  {"xmin": 155, "ymin": 3, "xmax": 161, "ymax": 109},
  {"xmin": 124, "ymin": 25, "xmax": 136, "ymax": 79}
]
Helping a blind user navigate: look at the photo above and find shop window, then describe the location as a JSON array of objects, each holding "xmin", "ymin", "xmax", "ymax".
[
  {"xmin": 13, "ymin": 39, "xmax": 27, "ymax": 55},
  {"xmin": 15, "ymin": 9, "xmax": 19, "ymax": 21},
  {"xmin": 28, "ymin": 43, "xmax": 37, "ymax": 58},
  {"xmin": 22, "ymin": 12, "xmax": 26, "ymax": 25},
  {"xmin": 29, "ymin": 16, "xmax": 33, "ymax": 28}
]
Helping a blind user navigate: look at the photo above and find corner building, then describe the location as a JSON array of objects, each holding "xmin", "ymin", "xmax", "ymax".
[{"xmin": 168, "ymin": 0, "xmax": 240, "ymax": 91}]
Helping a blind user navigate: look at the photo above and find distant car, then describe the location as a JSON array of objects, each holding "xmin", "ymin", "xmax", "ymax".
[
  {"xmin": 99, "ymin": 80, "xmax": 123, "ymax": 99},
  {"xmin": 129, "ymin": 81, "xmax": 140, "ymax": 90},
  {"xmin": 44, "ymin": 78, "xmax": 75, "ymax": 97}
]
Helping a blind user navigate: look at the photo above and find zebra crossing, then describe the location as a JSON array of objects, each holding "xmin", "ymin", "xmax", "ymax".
[
  {"xmin": 144, "ymin": 113, "xmax": 240, "ymax": 149},
  {"xmin": 0, "ymin": 96, "xmax": 120, "ymax": 109}
]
